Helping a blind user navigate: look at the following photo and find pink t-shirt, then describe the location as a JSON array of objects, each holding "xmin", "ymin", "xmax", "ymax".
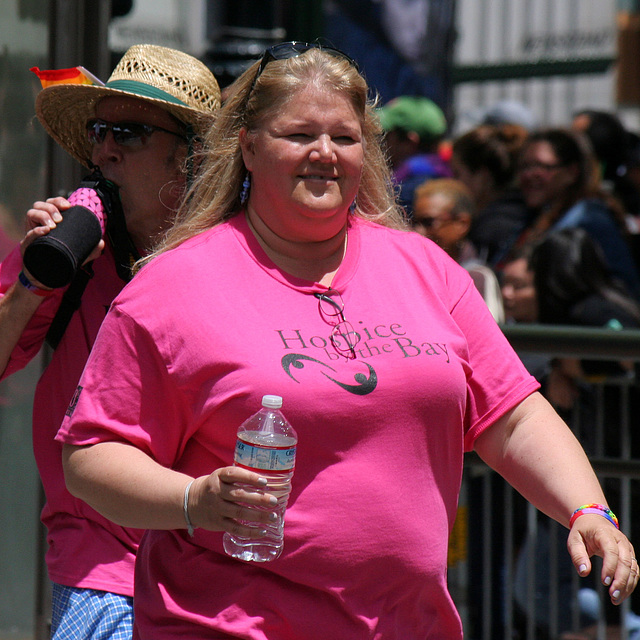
[
  {"xmin": 0, "ymin": 243, "xmax": 140, "ymax": 596},
  {"xmin": 58, "ymin": 214, "xmax": 538, "ymax": 639}
]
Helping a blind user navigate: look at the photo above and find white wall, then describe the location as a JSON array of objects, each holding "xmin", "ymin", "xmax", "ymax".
[
  {"xmin": 452, "ymin": 0, "xmax": 630, "ymax": 132},
  {"xmin": 109, "ymin": 0, "xmax": 209, "ymax": 56}
]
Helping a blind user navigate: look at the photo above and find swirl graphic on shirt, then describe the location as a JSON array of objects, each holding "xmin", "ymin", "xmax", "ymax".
[{"xmin": 281, "ymin": 354, "xmax": 377, "ymax": 395}]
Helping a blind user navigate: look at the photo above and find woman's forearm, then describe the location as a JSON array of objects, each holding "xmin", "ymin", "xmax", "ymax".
[
  {"xmin": 0, "ymin": 281, "xmax": 46, "ymax": 378},
  {"xmin": 62, "ymin": 441, "xmax": 192, "ymax": 530},
  {"xmin": 474, "ymin": 391, "xmax": 607, "ymax": 526},
  {"xmin": 62, "ymin": 441, "xmax": 282, "ymax": 536}
]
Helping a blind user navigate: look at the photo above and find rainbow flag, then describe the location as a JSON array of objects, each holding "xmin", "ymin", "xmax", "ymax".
[{"xmin": 30, "ymin": 65, "xmax": 104, "ymax": 89}]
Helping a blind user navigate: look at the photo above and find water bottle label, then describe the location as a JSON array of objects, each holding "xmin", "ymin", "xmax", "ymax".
[{"xmin": 234, "ymin": 440, "xmax": 296, "ymax": 472}]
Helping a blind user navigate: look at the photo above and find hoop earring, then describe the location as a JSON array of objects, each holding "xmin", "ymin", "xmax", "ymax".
[{"xmin": 240, "ymin": 173, "xmax": 251, "ymax": 205}]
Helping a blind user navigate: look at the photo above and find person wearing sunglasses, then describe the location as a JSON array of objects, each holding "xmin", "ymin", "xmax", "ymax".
[
  {"xmin": 412, "ymin": 177, "xmax": 505, "ymax": 323},
  {"xmin": 58, "ymin": 42, "xmax": 636, "ymax": 639},
  {"xmin": 0, "ymin": 45, "xmax": 220, "ymax": 639}
]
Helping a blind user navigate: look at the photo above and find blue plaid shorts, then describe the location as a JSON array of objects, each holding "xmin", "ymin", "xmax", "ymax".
[{"xmin": 51, "ymin": 583, "xmax": 133, "ymax": 640}]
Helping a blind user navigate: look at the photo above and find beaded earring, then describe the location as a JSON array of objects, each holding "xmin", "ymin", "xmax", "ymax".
[
  {"xmin": 240, "ymin": 173, "xmax": 251, "ymax": 205},
  {"xmin": 349, "ymin": 197, "xmax": 357, "ymax": 214}
]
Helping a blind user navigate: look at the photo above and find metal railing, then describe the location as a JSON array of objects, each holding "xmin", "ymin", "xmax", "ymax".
[{"xmin": 453, "ymin": 325, "xmax": 640, "ymax": 640}]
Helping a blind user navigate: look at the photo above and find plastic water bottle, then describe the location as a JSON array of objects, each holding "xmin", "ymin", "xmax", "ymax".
[{"xmin": 223, "ymin": 395, "xmax": 297, "ymax": 562}]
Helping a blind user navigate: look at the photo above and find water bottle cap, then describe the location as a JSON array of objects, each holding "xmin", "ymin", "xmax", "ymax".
[{"xmin": 261, "ymin": 394, "xmax": 283, "ymax": 409}]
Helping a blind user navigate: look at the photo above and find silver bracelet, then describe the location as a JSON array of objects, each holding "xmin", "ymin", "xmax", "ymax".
[{"xmin": 183, "ymin": 479, "xmax": 196, "ymax": 537}]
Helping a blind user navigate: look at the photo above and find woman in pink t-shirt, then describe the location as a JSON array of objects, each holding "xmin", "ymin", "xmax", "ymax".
[{"xmin": 58, "ymin": 43, "xmax": 637, "ymax": 639}]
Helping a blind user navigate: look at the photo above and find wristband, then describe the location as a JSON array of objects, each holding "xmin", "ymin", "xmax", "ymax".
[
  {"xmin": 18, "ymin": 270, "xmax": 54, "ymax": 297},
  {"xmin": 569, "ymin": 503, "xmax": 619, "ymax": 529},
  {"xmin": 183, "ymin": 480, "xmax": 196, "ymax": 537}
]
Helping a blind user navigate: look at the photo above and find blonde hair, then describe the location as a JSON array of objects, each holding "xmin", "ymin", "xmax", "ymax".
[{"xmin": 139, "ymin": 47, "xmax": 405, "ymax": 269}]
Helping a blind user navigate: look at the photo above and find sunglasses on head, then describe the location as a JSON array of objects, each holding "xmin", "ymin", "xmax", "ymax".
[
  {"xmin": 86, "ymin": 118, "xmax": 186, "ymax": 148},
  {"xmin": 249, "ymin": 41, "xmax": 358, "ymax": 93}
]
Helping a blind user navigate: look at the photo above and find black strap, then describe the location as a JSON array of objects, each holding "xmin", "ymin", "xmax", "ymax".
[
  {"xmin": 106, "ymin": 203, "xmax": 140, "ymax": 283},
  {"xmin": 45, "ymin": 264, "xmax": 94, "ymax": 350},
  {"xmin": 44, "ymin": 167, "xmax": 135, "ymax": 350}
]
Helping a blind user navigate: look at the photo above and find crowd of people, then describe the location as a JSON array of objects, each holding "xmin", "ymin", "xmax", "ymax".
[
  {"xmin": 384, "ymin": 95, "xmax": 640, "ymax": 328},
  {"xmin": 385, "ymin": 96, "xmax": 640, "ymax": 637},
  {"xmin": 0, "ymin": 39, "xmax": 639, "ymax": 639},
  {"xmin": 389, "ymin": 96, "xmax": 640, "ymax": 637}
]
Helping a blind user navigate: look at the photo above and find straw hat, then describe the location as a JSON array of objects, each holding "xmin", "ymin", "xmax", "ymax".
[{"xmin": 35, "ymin": 44, "xmax": 222, "ymax": 168}]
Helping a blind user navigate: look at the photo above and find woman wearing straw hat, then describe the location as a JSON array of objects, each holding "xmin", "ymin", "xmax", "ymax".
[
  {"xmin": 0, "ymin": 44, "xmax": 220, "ymax": 639},
  {"xmin": 57, "ymin": 43, "xmax": 636, "ymax": 638}
]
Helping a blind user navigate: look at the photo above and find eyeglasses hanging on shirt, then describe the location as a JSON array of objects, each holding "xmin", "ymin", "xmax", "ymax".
[{"xmin": 314, "ymin": 289, "xmax": 360, "ymax": 360}]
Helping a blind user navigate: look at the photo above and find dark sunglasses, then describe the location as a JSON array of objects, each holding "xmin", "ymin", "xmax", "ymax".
[
  {"xmin": 412, "ymin": 215, "xmax": 455, "ymax": 230},
  {"xmin": 86, "ymin": 118, "xmax": 186, "ymax": 148},
  {"xmin": 250, "ymin": 41, "xmax": 358, "ymax": 93}
]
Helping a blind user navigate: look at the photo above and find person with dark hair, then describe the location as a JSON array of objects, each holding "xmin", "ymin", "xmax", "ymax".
[
  {"xmin": 500, "ymin": 243, "xmax": 538, "ymax": 324},
  {"xmin": 531, "ymin": 227, "xmax": 640, "ymax": 329},
  {"xmin": 518, "ymin": 227, "xmax": 640, "ymax": 638},
  {"xmin": 572, "ymin": 109, "xmax": 640, "ymax": 217},
  {"xmin": 628, "ymin": 132, "xmax": 640, "ymax": 203},
  {"xmin": 0, "ymin": 45, "xmax": 221, "ymax": 639},
  {"xmin": 528, "ymin": 226, "xmax": 640, "ymax": 413},
  {"xmin": 451, "ymin": 123, "xmax": 530, "ymax": 266},
  {"xmin": 516, "ymin": 127, "xmax": 640, "ymax": 299},
  {"xmin": 54, "ymin": 42, "xmax": 635, "ymax": 639}
]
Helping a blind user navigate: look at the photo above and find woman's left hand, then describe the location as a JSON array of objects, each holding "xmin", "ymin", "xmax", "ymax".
[{"xmin": 567, "ymin": 513, "xmax": 638, "ymax": 604}]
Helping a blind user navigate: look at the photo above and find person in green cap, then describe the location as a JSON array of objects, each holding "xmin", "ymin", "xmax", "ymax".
[{"xmin": 378, "ymin": 95, "xmax": 452, "ymax": 217}]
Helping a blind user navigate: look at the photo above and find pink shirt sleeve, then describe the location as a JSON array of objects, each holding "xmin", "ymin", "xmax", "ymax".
[
  {"xmin": 58, "ymin": 304, "xmax": 194, "ymax": 468},
  {"xmin": 0, "ymin": 245, "xmax": 65, "ymax": 380},
  {"xmin": 447, "ymin": 269, "xmax": 539, "ymax": 449}
]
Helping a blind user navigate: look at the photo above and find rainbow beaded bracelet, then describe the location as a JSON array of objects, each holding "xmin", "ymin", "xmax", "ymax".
[{"xmin": 569, "ymin": 503, "xmax": 619, "ymax": 529}]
